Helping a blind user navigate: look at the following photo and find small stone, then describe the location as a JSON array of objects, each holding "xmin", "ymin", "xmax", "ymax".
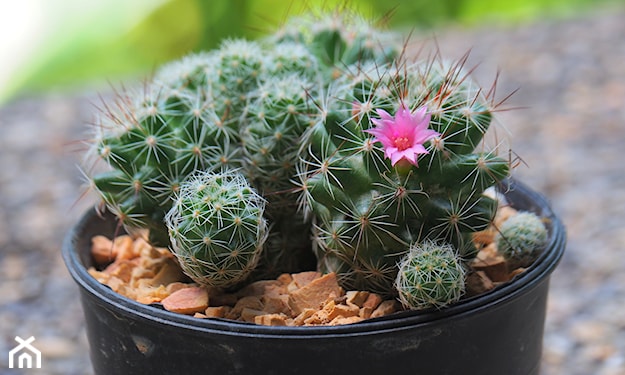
[
  {"xmin": 466, "ymin": 271, "xmax": 495, "ymax": 296},
  {"xmin": 134, "ymin": 284, "xmax": 170, "ymax": 304},
  {"xmin": 113, "ymin": 235, "xmax": 138, "ymax": 261},
  {"xmin": 359, "ymin": 306, "xmax": 373, "ymax": 320},
  {"xmin": 293, "ymin": 309, "xmax": 316, "ymax": 326},
  {"xmin": 255, "ymin": 313, "xmax": 289, "ymax": 326},
  {"xmin": 345, "ymin": 290, "xmax": 370, "ymax": 308},
  {"xmin": 472, "ymin": 246, "xmax": 509, "ymax": 282},
  {"xmin": 227, "ymin": 296, "xmax": 264, "ymax": 320},
  {"xmin": 240, "ymin": 308, "xmax": 265, "ymax": 323},
  {"xmin": 166, "ymin": 282, "xmax": 194, "ymax": 295},
  {"xmin": 324, "ymin": 300, "xmax": 360, "ymax": 321},
  {"xmin": 303, "ymin": 311, "xmax": 326, "ymax": 325},
  {"xmin": 508, "ymin": 267, "xmax": 526, "ymax": 279},
  {"xmin": 161, "ymin": 287, "xmax": 209, "ymax": 315},
  {"xmin": 132, "ymin": 237, "xmax": 153, "ymax": 257},
  {"xmin": 237, "ymin": 280, "xmax": 285, "ymax": 297},
  {"xmin": 362, "ymin": 293, "xmax": 383, "ymax": 311},
  {"xmin": 144, "ymin": 259, "xmax": 185, "ymax": 287},
  {"xmin": 291, "ymin": 271, "xmax": 322, "ymax": 288},
  {"xmin": 204, "ymin": 306, "xmax": 230, "ymax": 318},
  {"xmin": 472, "ymin": 229, "xmax": 495, "ymax": 247},
  {"xmin": 88, "ymin": 267, "xmax": 110, "ymax": 284},
  {"xmin": 288, "ymin": 272, "xmax": 343, "ymax": 316},
  {"xmin": 261, "ymin": 294, "xmax": 290, "ymax": 315},
  {"xmin": 91, "ymin": 235, "xmax": 116, "ymax": 265},
  {"xmin": 329, "ymin": 316, "xmax": 364, "ymax": 326},
  {"xmin": 103, "ymin": 259, "xmax": 136, "ymax": 283},
  {"xmin": 370, "ymin": 300, "xmax": 399, "ymax": 319},
  {"xmin": 277, "ymin": 273, "xmax": 293, "ymax": 285}
]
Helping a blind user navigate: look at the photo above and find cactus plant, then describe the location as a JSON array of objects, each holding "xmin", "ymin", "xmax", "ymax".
[
  {"xmin": 298, "ymin": 56, "xmax": 508, "ymax": 294},
  {"xmin": 496, "ymin": 211, "xmax": 548, "ymax": 270},
  {"xmin": 395, "ymin": 241, "xmax": 466, "ymax": 310},
  {"xmin": 85, "ymin": 9, "xmax": 520, "ymax": 303},
  {"xmin": 165, "ymin": 169, "xmax": 268, "ymax": 288},
  {"xmin": 87, "ymin": 37, "xmax": 315, "ymax": 246}
]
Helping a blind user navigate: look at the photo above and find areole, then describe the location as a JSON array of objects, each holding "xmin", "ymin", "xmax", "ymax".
[{"xmin": 63, "ymin": 179, "xmax": 566, "ymax": 375}]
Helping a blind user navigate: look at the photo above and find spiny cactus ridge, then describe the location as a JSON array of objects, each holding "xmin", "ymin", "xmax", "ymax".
[{"xmin": 87, "ymin": 11, "xmax": 518, "ymax": 298}]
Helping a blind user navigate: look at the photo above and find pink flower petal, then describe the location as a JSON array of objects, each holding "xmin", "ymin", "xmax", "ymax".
[
  {"xmin": 390, "ymin": 150, "xmax": 405, "ymax": 166},
  {"xmin": 375, "ymin": 108, "xmax": 394, "ymax": 122},
  {"xmin": 365, "ymin": 104, "xmax": 440, "ymax": 167},
  {"xmin": 409, "ymin": 144, "xmax": 428, "ymax": 155},
  {"xmin": 413, "ymin": 128, "xmax": 439, "ymax": 144}
]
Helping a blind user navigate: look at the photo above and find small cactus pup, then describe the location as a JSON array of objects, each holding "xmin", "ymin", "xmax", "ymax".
[
  {"xmin": 165, "ymin": 169, "xmax": 268, "ymax": 288},
  {"xmin": 395, "ymin": 241, "xmax": 466, "ymax": 310},
  {"xmin": 496, "ymin": 211, "xmax": 548, "ymax": 270}
]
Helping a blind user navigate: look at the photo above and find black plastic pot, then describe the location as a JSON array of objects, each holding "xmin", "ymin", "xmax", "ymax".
[{"xmin": 63, "ymin": 180, "xmax": 566, "ymax": 375}]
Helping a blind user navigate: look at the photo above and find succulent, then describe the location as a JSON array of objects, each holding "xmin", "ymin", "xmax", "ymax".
[
  {"xmin": 88, "ymin": 55, "xmax": 239, "ymax": 246},
  {"xmin": 165, "ymin": 170, "xmax": 268, "ymax": 288},
  {"xmin": 395, "ymin": 241, "xmax": 466, "ymax": 310},
  {"xmin": 299, "ymin": 56, "xmax": 509, "ymax": 294},
  {"xmin": 87, "ymin": 37, "xmax": 308, "ymax": 246},
  {"xmin": 86, "ymin": 10, "xmax": 516, "ymax": 301},
  {"xmin": 496, "ymin": 211, "xmax": 548, "ymax": 269}
]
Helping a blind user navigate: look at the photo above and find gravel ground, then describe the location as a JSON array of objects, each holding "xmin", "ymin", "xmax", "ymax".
[{"xmin": 1, "ymin": 7, "xmax": 624, "ymax": 375}]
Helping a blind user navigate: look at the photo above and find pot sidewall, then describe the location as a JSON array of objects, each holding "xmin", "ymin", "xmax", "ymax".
[{"xmin": 63, "ymin": 180, "xmax": 566, "ymax": 375}]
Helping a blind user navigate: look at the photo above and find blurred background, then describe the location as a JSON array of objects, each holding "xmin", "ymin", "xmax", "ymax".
[
  {"xmin": 1, "ymin": 0, "xmax": 624, "ymax": 374},
  {"xmin": 0, "ymin": 0, "xmax": 616, "ymax": 104}
]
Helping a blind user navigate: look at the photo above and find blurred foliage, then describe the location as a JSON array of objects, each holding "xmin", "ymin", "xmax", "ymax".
[{"xmin": 3, "ymin": 0, "xmax": 620, "ymax": 102}]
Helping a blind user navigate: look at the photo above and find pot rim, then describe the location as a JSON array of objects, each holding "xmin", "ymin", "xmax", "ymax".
[{"xmin": 62, "ymin": 178, "xmax": 566, "ymax": 338}]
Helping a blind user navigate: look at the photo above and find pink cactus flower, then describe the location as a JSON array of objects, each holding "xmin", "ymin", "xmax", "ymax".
[{"xmin": 365, "ymin": 105, "xmax": 440, "ymax": 167}]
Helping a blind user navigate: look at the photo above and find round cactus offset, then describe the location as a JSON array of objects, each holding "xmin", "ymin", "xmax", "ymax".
[
  {"xmin": 496, "ymin": 211, "xmax": 548, "ymax": 269},
  {"xmin": 395, "ymin": 241, "xmax": 466, "ymax": 310},
  {"xmin": 165, "ymin": 170, "xmax": 268, "ymax": 288}
]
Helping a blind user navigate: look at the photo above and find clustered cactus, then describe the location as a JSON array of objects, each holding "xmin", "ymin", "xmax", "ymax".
[
  {"xmin": 86, "ymin": 10, "xmax": 548, "ymax": 309},
  {"xmin": 300, "ymin": 55, "xmax": 509, "ymax": 295}
]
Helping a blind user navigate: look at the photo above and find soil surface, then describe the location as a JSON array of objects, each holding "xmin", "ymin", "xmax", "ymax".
[{"xmin": 1, "ymin": 7, "xmax": 624, "ymax": 374}]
